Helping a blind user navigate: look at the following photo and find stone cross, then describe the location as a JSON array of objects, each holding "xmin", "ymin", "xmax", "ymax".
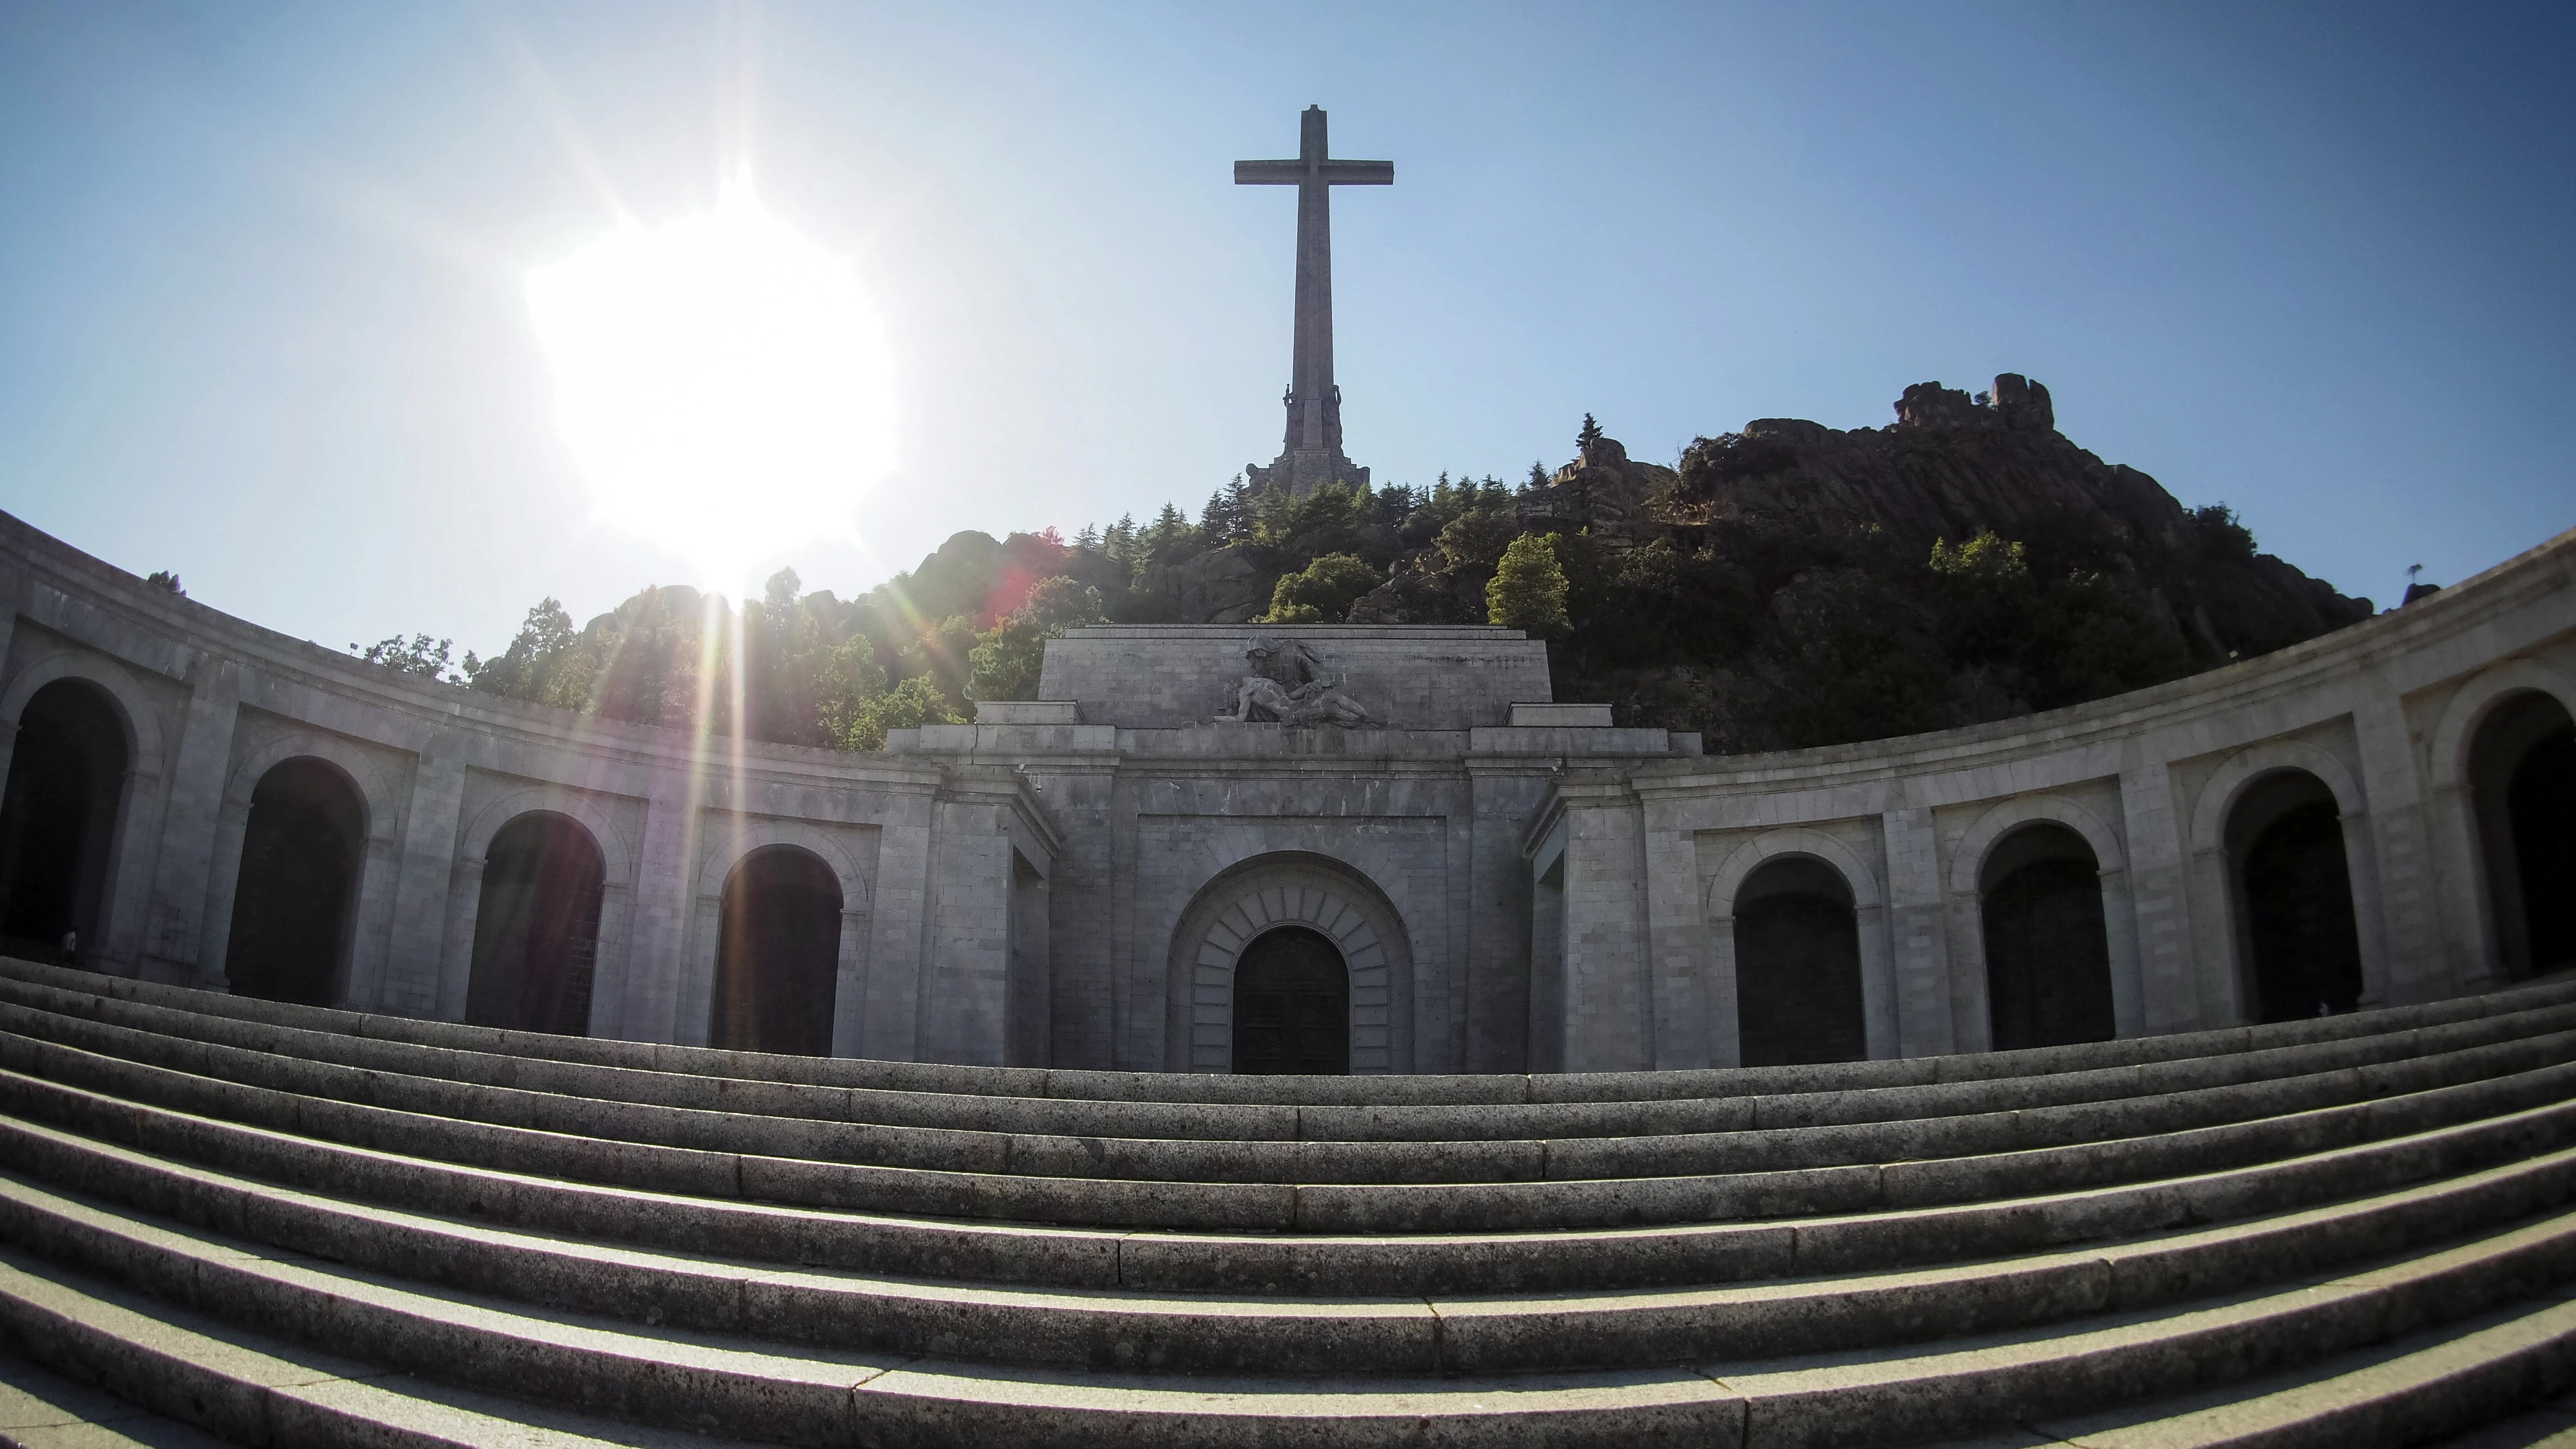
[{"xmin": 1237, "ymin": 106, "xmax": 1391, "ymax": 496}]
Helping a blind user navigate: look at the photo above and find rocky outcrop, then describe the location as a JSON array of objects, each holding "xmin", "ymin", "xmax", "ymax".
[
  {"xmin": 1515, "ymin": 434, "xmax": 1680, "ymax": 544},
  {"xmin": 1665, "ymin": 374, "xmax": 2373, "ymax": 659},
  {"xmin": 1137, "ymin": 543, "xmax": 1272, "ymax": 625}
]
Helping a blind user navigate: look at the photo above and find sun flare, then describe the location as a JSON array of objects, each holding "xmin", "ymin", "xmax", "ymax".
[{"xmin": 527, "ymin": 189, "xmax": 893, "ymax": 580}]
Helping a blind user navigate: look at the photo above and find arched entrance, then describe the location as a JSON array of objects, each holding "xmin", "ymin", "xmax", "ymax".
[
  {"xmin": 1163, "ymin": 851, "xmax": 1411, "ymax": 1074},
  {"xmin": 465, "ymin": 812, "xmax": 606, "ymax": 1035},
  {"xmin": 1980, "ymin": 823, "xmax": 2115, "ymax": 1050},
  {"xmin": 0, "ymin": 679, "xmax": 129, "ymax": 966},
  {"xmin": 2467, "ymin": 690, "xmax": 2576, "ymax": 978},
  {"xmin": 1231, "ymin": 926, "xmax": 1349, "ymax": 1075},
  {"xmin": 2228, "ymin": 769, "xmax": 2363, "ymax": 1021},
  {"xmin": 711, "ymin": 845, "xmax": 841, "ymax": 1056},
  {"xmin": 225, "ymin": 757, "xmax": 365, "ymax": 1006},
  {"xmin": 1734, "ymin": 856, "xmax": 1866, "ymax": 1067}
]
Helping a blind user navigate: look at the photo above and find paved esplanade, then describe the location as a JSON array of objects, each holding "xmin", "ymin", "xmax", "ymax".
[{"xmin": 1237, "ymin": 105, "xmax": 1390, "ymax": 497}]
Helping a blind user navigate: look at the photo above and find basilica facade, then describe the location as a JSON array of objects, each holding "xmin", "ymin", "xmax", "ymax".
[{"xmin": 0, "ymin": 508, "xmax": 2570, "ymax": 1076}]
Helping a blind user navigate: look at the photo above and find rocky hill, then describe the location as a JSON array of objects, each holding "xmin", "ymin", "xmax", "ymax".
[{"xmin": 448, "ymin": 372, "xmax": 2377, "ymax": 756}]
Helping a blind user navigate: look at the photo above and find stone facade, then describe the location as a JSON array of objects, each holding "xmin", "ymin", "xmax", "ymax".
[{"xmin": 2, "ymin": 505, "xmax": 2571, "ymax": 1075}]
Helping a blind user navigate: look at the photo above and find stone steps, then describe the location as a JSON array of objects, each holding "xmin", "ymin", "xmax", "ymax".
[
  {"xmin": 7, "ymin": 976, "xmax": 2576, "ymax": 1232},
  {"xmin": 6, "ymin": 957, "xmax": 2576, "ymax": 1444},
  {"xmin": 5, "ymin": 1159, "xmax": 2573, "ymax": 1447},
  {"xmin": 4, "ymin": 1106, "xmax": 2576, "ymax": 1379},
  {"xmin": 13, "ymin": 965, "xmax": 2575, "ymax": 1145}
]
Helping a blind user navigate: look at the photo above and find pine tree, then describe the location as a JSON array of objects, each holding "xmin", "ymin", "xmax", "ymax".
[
  {"xmin": 1485, "ymin": 533, "xmax": 1570, "ymax": 635},
  {"xmin": 1577, "ymin": 414, "xmax": 1603, "ymax": 453}
]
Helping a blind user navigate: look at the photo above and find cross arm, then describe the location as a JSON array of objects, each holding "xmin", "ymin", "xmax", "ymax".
[{"xmin": 1233, "ymin": 159, "xmax": 1396, "ymax": 185}]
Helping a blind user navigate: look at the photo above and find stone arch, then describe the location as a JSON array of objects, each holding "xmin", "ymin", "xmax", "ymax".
[
  {"xmin": 710, "ymin": 844, "xmax": 844, "ymax": 1056},
  {"xmin": 0, "ymin": 651, "xmax": 171, "ymax": 971},
  {"xmin": 460, "ymin": 810, "xmax": 610, "ymax": 1037},
  {"xmin": 222, "ymin": 733, "xmax": 399, "ymax": 844},
  {"xmin": 1946, "ymin": 795, "xmax": 2142, "ymax": 1044},
  {"xmin": 1703, "ymin": 828, "xmax": 1897, "ymax": 1063},
  {"xmin": 2422, "ymin": 658, "xmax": 2576, "ymax": 988},
  {"xmin": 2188, "ymin": 739, "xmax": 2366, "ymax": 856},
  {"xmin": 0, "ymin": 650, "xmax": 164, "ymax": 773},
  {"xmin": 200, "ymin": 732, "xmax": 404, "ymax": 1003},
  {"xmin": 681, "ymin": 816, "xmax": 874, "ymax": 1052},
  {"xmin": 1164, "ymin": 851, "xmax": 1412, "ymax": 1073},
  {"xmin": 0, "ymin": 660, "xmax": 157, "ymax": 971},
  {"xmin": 2427, "ymin": 658, "xmax": 2576, "ymax": 795},
  {"xmin": 1949, "ymin": 796, "xmax": 2126, "ymax": 897},
  {"xmin": 440, "ymin": 787, "xmax": 640, "ymax": 1032},
  {"xmin": 1705, "ymin": 828, "xmax": 1884, "ymax": 917},
  {"xmin": 2186, "ymin": 737, "xmax": 2385, "ymax": 1022}
]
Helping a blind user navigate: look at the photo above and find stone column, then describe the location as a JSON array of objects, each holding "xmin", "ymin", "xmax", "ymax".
[
  {"xmin": 585, "ymin": 880, "xmax": 634, "ymax": 1039},
  {"xmin": 147, "ymin": 657, "xmax": 240, "ymax": 983},
  {"xmin": 2097, "ymin": 866, "xmax": 2148, "ymax": 1038},
  {"xmin": 2120, "ymin": 755, "xmax": 2202, "ymax": 1032},
  {"xmin": 615, "ymin": 785, "xmax": 697, "ymax": 1045},
  {"xmin": 1879, "ymin": 805, "xmax": 1955, "ymax": 1058},
  {"xmin": 2338, "ymin": 805, "xmax": 2395, "ymax": 1009},
  {"xmin": 340, "ymin": 832, "xmax": 401, "ymax": 1010},
  {"xmin": 194, "ymin": 795, "xmax": 251, "ymax": 990},
  {"xmin": 378, "ymin": 747, "xmax": 468, "ymax": 1017},
  {"xmin": 916, "ymin": 784, "xmax": 1017, "ymax": 1068},
  {"xmin": 858, "ymin": 800, "xmax": 934, "ymax": 1062},
  {"xmin": 436, "ymin": 856, "xmax": 486, "ymax": 1021},
  {"xmin": 1641, "ymin": 808, "xmax": 1710, "ymax": 1070},
  {"xmin": 2354, "ymin": 696, "xmax": 2446, "ymax": 1002},
  {"xmin": 681, "ymin": 887, "xmax": 724, "ymax": 1047},
  {"xmin": 1557, "ymin": 779, "xmax": 1653, "ymax": 1073}
]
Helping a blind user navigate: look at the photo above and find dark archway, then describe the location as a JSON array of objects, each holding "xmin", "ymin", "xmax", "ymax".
[
  {"xmin": 0, "ymin": 679, "xmax": 130, "ymax": 966},
  {"xmin": 2228, "ymin": 770, "xmax": 2363, "ymax": 1022},
  {"xmin": 711, "ymin": 845, "xmax": 841, "ymax": 1056},
  {"xmin": 225, "ymin": 757, "xmax": 364, "ymax": 1006},
  {"xmin": 1231, "ymin": 925, "xmax": 1349, "ymax": 1074},
  {"xmin": 2467, "ymin": 690, "xmax": 2576, "ymax": 978},
  {"xmin": 1981, "ymin": 823, "xmax": 2115, "ymax": 1050},
  {"xmin": 1734, "ymin": 856, "xmax": 1867, "ymax": 1067},
  {"xmin": 466, "ymin": 812, "xmax": 606, "ymax": 1035}
]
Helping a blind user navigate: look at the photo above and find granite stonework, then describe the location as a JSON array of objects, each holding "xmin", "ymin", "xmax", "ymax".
[{"xmin": 3, "ymin": 504, "xmax": 2572, "ymax": 1075}]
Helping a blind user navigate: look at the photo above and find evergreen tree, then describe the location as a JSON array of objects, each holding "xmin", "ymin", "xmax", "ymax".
[
  {"xmin": 1577, "ymin": 413, "xmax": 1603, "ymax": 453},
  {"xmin": 1485, "ymin": 534, "xmax": 1570, "ymax": 635}
]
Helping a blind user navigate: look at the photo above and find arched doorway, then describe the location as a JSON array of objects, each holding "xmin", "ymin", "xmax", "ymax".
[
  {"xmin": 1162, "ymin": 852, "xmax": 1410, "ymax": 1074},
  {"xmin": 711, "ymin": 845, "xmax": 840, "ymax": 1056},
  {"xmin": 225, "ymin": 757, "xmax": 365, "ymax": 1006},
  {"xmin": 1734, "ymin": 856, "xmax": 1867, "ymax": 1067},
  {"xmin": 1980, "ymin": 823, "xmax": 2115, "ymax": 1050},
  {"xmin": 0, "ymin": 679, "xmax": 130, "ymax": 966},
  {"xmin": 465, "ymin": 812, "xmax": 606, "ymax": 1035},
  {"xmin": 2228, "ymin": 769, "xmax": 2363, "ymax": 1021},
  {"xmin": 2467, "ymin": 690, "xmax": 2576, "ymax": 978},
  {"xmin": 1231, "ymin": 925, "xmax": 1349, "ymax": 1075}
]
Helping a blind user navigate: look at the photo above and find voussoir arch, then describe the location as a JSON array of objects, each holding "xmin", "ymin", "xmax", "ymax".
[
  {"xmin": 2189, "ymin": 738, "xmax": 2367, "ymax": 855},
  {"xmin": 0, "ymin": 649, "xmax": 165, "ymax": 774},
  {"xmin": 1949, "ymin": 795, "xmax": 2126, "ymax": 898},
  {"xmin": 224, "ymin": 731, "xmax": 400, "ymax": 844},
  {"xmin": 2425, "ymin": 657, "xmax": 2576, "ymax": 794},
  {"xmin": 695, "ymin": 816, "xmax": 871, "ymax": 912},
  {"xmin": 460, "ymin": 786, "xmax": 634, "ymax": 887},
  {"xmin": 1706, "ymin": 827, "xmax": 1882, "ymax": 921},
  {"xmin": 1164, "ymin": 850, "xmax": 1412, "ymax": 1074}
]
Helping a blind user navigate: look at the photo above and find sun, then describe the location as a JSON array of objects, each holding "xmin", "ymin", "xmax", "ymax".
[{"xmin": 527, "ymin": 189, "xmax": 894, "ymax": 580}]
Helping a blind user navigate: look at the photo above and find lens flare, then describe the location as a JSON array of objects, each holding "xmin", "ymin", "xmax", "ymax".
[{"xmin": 528, "ymin": 189, "xmax": 893, "ymax": 579}]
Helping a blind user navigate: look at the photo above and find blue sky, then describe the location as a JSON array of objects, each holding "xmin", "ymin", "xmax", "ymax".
[{"xmin": 1, "ymin": 2, "xmax": 2569, "ymax": 654}]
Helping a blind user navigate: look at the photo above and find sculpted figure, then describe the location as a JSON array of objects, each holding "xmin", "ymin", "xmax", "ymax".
[{"xmin": 1221, "ymin": 635, "xmax": 1378, "ymax": 727}]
